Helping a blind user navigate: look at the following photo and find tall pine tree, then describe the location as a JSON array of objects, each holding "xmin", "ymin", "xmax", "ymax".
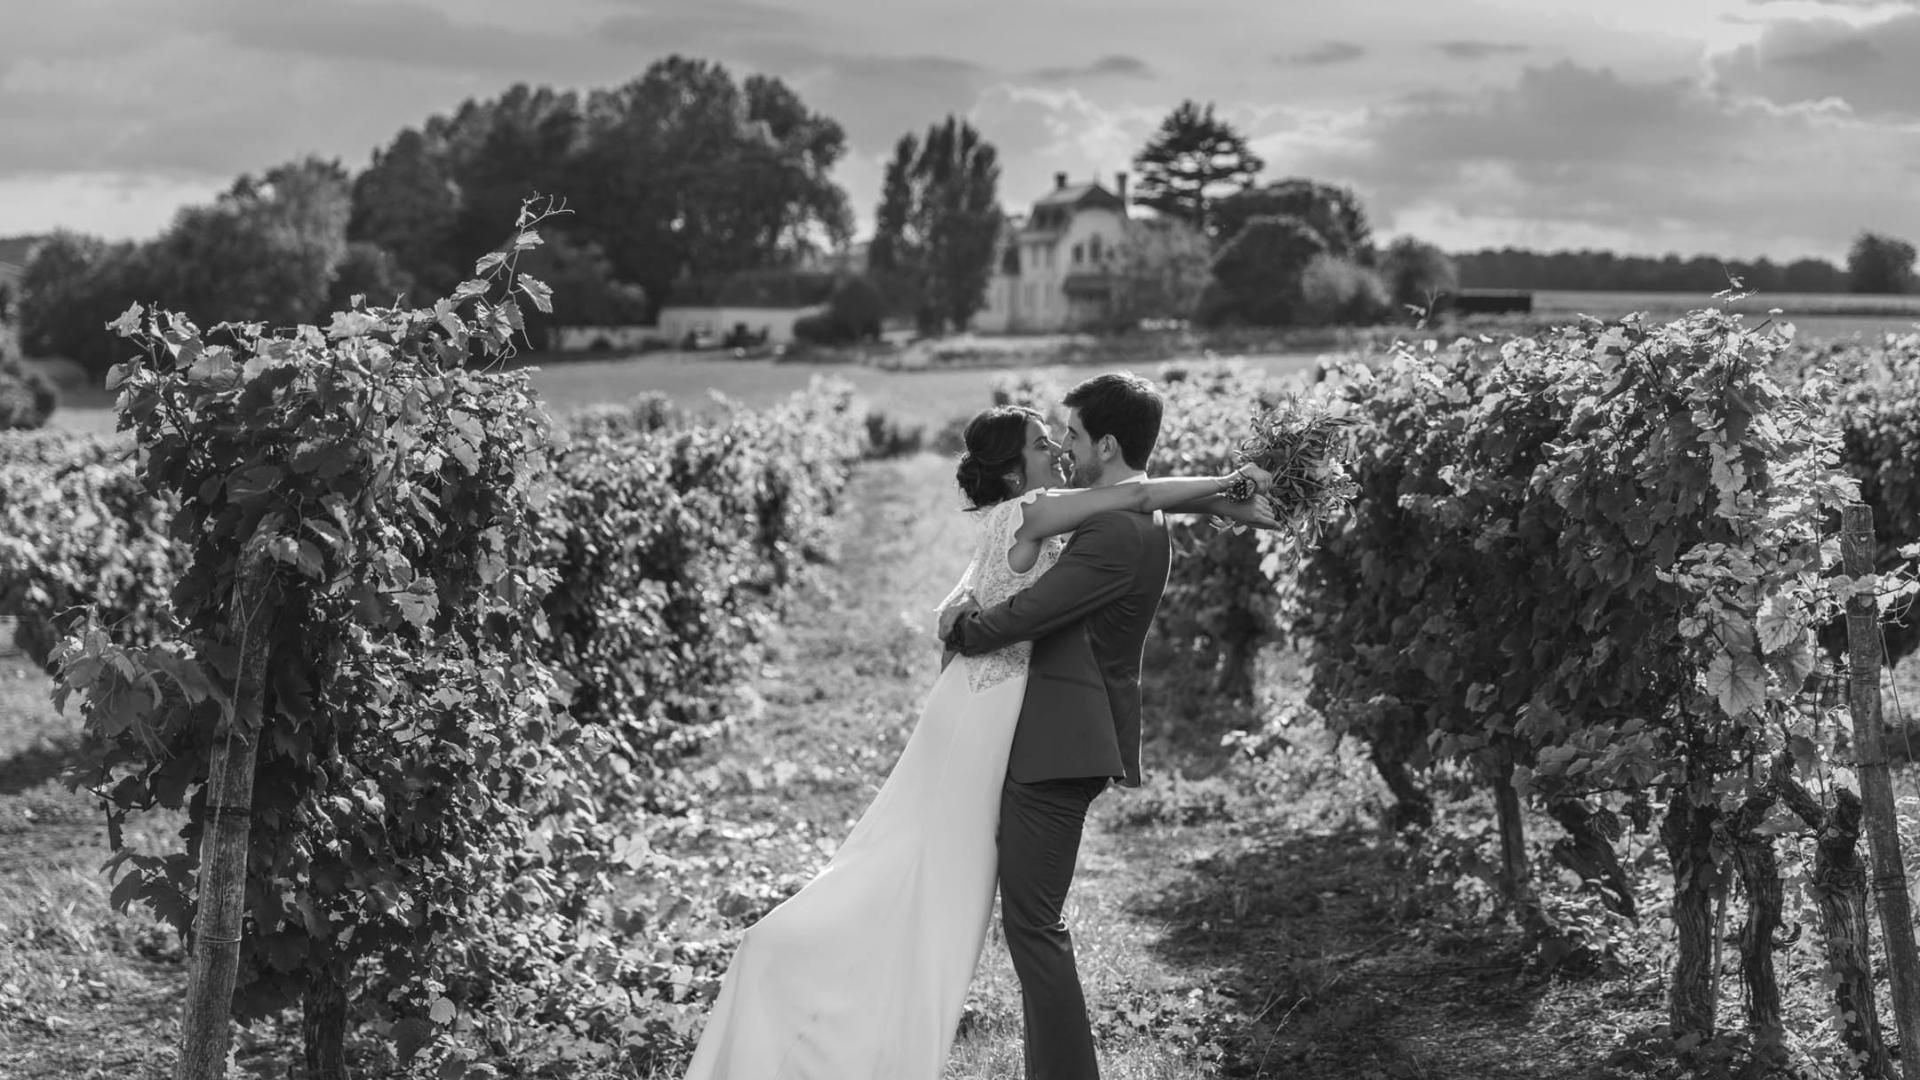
[{"xmin": 1131, "ymin": 100, "xmax": 1263, "ymax": 235}]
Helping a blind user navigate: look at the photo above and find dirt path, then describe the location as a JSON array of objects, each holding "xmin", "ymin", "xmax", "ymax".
[{"xmin": 691, "ymin": 453, "xmax": 1665, "ymax": 1079}]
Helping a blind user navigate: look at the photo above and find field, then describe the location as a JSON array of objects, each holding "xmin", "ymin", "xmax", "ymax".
[
  {"xmin": 1533, "ymin": 289, "xmax": 1920, "ymax": 340},
  {"xmin": 35, "ymin": 290, "xmax": 1919, "ymax": 440},
  {"xmin": 41, "ymin": 350, "xmax": 1330, "ymax": 440}
]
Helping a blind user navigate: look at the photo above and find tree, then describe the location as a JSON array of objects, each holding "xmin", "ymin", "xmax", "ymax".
[
  {"xmin": 1212, "ymin": 178, "xmax": 1373, "ymax": 260},
  {"xmin": 1110, "ymin": 216, "xmax": 1212, "ymax": 326},
  {"xmin": 1848, "ymin": 231, "xmax": 1917, "ymax": 294},
  {"xmin": 345, "ymin": 60, "xmax": 850, "ymax": 316},
  {"xmin": 350, "ymin": 89, "xmax": 580, "ymax": 302},
  {"xmin": 1783, "ymin": 257, "xmax": 1846, "ymax": 293},
  {"xmin": 1131, "ymin": 100, "xmax": 1264, "ymax": 234},
  {"xmin": 575, "ymin": 57, "xmax": 852, "ymax": 312},
  {"xmin": 16, "ymin": 231, "xmax": 152, "ymax": 380},
  {"xmin": 323, "ymin": 241, "xmax": 418, "ymax": 317},
  {"xmin": 349, "ymin": 128, "xmax": 461, "ymax": 296},
  {"xmin": 20, "ymin": 161, "xmax": 351, "ymax": 383},
  {"xmin": 508, "ymin": 231, "xmax": 648, "ymax": 349},
  {"xmin": 734, "ymin": 75, "xmax": 855, "ymax": 261},
  {"xmin": 0, "ymin": 319, "xmax": 56, "ymax": 429},
  {"xmin": 450, "ymin": 85, "xmax": 584, "ymax": 265},
  {"xmin": 868, "ymin": 135, "xmax": 925, "ymax": 321},
  {"xmin": 149, "ymin": 156, "xmax": 353, "ymax": 331},
  {"xmin": 1450, "ymin": 247, "xmax": 1848, "ymax": 293},
  {"xmin": 868, "ymin": 116, "xmax": 1003, "ymax": 334},
  {"xmin": 1379, "ymin": 236, "xmax": 1460, "ymax": 317},
  {"xmin": 1198, "ymin": 214, "xmax": 1327, "ymax": 326}
]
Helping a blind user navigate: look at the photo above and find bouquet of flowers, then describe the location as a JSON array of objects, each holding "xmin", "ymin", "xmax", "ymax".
[{"xmin": 1225, "ymin": 392, "xmax": 1359, "ymax": 545}]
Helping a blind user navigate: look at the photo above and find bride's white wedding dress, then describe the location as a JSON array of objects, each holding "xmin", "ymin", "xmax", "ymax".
[{"xmin": 683, "ymin": 490, "xmax": 1062, "ymax": 1080}]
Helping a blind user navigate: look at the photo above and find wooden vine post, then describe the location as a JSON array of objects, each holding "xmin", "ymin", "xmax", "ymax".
[
  {"xmin": 174, "ymin": 537, "xmax": 276, "ymax": 1080},
  {"xmin": 1840, "ymin": 502, "xmax": 1920, "ymax": 1077}
]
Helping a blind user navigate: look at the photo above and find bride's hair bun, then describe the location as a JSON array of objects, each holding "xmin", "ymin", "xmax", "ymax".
[{"xmin": 956, "ymin": 405, "xmax": 1042, "ymax": 510}]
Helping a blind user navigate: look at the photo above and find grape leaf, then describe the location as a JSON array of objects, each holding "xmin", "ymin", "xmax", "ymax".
[
  {"xmin": 516, "ymin": 274, "xmax": 554, "ymax": 314},
  {"xmin": 1706, "ymin": 651, "xmax": 1768, "ymax": 716}
]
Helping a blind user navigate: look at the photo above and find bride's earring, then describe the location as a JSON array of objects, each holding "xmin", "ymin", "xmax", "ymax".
[{"xmin": 1004, "ymin": 470, "xmax": 1025, "ymax": 496}]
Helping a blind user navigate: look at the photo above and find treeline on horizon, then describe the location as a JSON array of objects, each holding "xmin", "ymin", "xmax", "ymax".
[
  {"xmin": 4, "ymin": 55, "xmax": 860, "ymax": 380},
  {"xmin": 1450, "ymin": 247, "xmax": 1849, "ymax": 295},
  {"xmin": 3, "ymin": 51, "xmax": 1911, "ymax": 389}
]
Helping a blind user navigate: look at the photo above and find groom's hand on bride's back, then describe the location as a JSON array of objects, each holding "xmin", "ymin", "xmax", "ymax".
[{"xmin": 938, "ymin": 596, "xmax": 981, "ymax": 641}]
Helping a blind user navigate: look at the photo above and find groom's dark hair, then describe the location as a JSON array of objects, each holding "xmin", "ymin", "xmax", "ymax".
[{"xmin": 1063, "ymin": 372, "xmax": 1163, "ymax": 470}]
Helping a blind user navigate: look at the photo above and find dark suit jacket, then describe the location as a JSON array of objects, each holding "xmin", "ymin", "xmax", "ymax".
[{"xmin": 943, "ymin": 508, "xmax": 1171, "ymax": 788}]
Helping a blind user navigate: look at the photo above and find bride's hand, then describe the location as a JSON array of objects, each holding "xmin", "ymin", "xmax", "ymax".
[
  {"xmin": 938, "ymin": 594, "xmax": 981, "ymax": 639},
  {"xmin": 1238, "ymin": 463, "xmax": 1275, "ymax": 496}
]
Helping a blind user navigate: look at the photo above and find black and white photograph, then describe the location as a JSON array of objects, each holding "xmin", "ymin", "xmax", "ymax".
[{"xmin": 4, "ymin": 1, "xmax": 1920, "ymax": 1078}]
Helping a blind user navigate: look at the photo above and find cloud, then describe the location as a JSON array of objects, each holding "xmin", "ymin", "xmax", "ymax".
[
  {"xmin": 1773, "ymin": 35, "xmax": 1882, "ymax": 66},
  {"xmin": 1287, "ymin": 60, "xmax": 1920, "ymax": 260},
  {"xmin": 1711, "ymin": 10, "xmax": 1920, "ymax": 117},
  {"xmin": 1278, "ymin": 42, "xmax": 1366, "ymax": 67},
  {"xmin": 1436, "ymin": 40, "xmax": 1530, "ymax": 60},
  {"xmin": 967, "ymin": 84, "xmax": 1165, "ymax": 206},
  {"xmin": 179, "ymin": 0, "xmax": 576, "ymax": 72},
  {"xmin": 596, "ymin": 0, "xmax": 824, "ymax": 50},
  {"xmin": 1712, "ymin": 9, "xmax": 1920, "ymax": 113},
  {"xmin": 1029, "ymin": 55, "xmax": 1155, "ymax": 82}
]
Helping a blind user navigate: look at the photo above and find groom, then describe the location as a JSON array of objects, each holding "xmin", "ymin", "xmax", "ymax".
[{"xmin": 941, "ymin": 371, "xmax": 1171, "ymax": 1080}]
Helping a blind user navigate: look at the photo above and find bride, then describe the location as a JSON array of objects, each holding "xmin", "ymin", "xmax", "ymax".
[{"xmin": 682, "ymin": 401, "xmax": 1275, "ymax": 1080}]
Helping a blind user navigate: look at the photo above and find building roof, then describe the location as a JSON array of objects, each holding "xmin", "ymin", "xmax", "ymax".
[
  {"xmin": 1034, "ymin": 182, "xmax": 1115, "ymax": 208},
  {"xmin": 1025, "ymin": 180, "xmax": 1125, "ymax": 233}
]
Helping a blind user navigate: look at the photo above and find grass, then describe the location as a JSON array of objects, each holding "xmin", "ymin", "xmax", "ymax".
[
  {"xmin": 1535, "ymin": 289, "xmax": 1920, "ymax": 319},
  {"xmin": 40, "ymin": 298, "xmax": 1913, "ymax": 442},
  {"xmin": 0, "ymin": 641, "xmax": 188, "ymax": 1079},
  {"xmin": 42, "ymin": 349, "xmax": 1331, "ymax": 442},
  {"xmin": 1532, "ymin": 290, "xmax": 1920, "ymax": 342}
]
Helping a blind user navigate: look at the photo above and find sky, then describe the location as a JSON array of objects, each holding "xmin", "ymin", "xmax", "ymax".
[{"xmin": 2, "ymin": 0, "xmax": 1917, "ymax": 262}]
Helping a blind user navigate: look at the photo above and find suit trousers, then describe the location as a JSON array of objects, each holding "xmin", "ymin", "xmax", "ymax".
[{"xmin": 998, "ymin": 774, "xmax": 1108, "ymax": 1080}]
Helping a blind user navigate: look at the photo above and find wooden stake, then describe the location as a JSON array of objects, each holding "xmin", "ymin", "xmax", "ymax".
[
  {"xmin": 1840, "ymin": 503, "xmax": 1920, "ymax": 1078},
  {"xmin": 174, "ymin": 544, "xmax": 274, "ymax": 1080}
]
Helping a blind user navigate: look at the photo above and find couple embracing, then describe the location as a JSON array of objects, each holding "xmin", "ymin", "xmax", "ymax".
[{"xmin": 684, "ymin": 372, "xmax": 1280, "ymax": 1080}]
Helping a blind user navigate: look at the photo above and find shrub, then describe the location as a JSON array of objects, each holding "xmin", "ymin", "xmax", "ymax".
[
  {"xmin": 863, "ymin": 408, "xmax": 924, "ymax": 458},
  {"xmin": 1199, "ymin": 214, "xmax": 1328, "ymax": 327},
  {"xmin": 0, "ymin": 324, "xmax": 57, "ymax": 429},
  {"xmin": 1379, "ymin": 237, "xmax": 1459, "ymax": 318},
  {"xmin": 827, "ymin": 276, "xmax": 885, "ymax": 341},
  {"xmin": 791, "ymin": 277, "xmax": 890, "ymax": 347},
  {"xmin": 1297, "ymin": 255, "xmax": 1391, "ymax": 326},
  {"xmin": 564, "ymin": 391, "xmax": 683, "ymax": 442},
  {"xmin": 791, "ymin": 309, "xmax": 837, "ymax": 346}
]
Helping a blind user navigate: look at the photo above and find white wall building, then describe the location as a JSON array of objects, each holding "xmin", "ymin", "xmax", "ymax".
[
  {"xmin": 642, "ymin": 270, "xmax": 838, "ymax": 349},
  {"xmin": 651, "ymin": 304, "xmax": 819, "ymax": 347},
  {"xmin": 976, "ymin": 173, "xmax": 1132, "ymax": 334}
]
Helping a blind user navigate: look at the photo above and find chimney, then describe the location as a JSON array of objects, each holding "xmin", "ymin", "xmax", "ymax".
[
  {"xmin": 1054, "ymin": 171, "xmax": 1068, "ymax": 190},
  {"xmin": 1115, "ymin": 171, "xmax": 1128, "ymax": 205}
]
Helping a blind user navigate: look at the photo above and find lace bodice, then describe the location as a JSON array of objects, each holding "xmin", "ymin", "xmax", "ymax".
[{"xmin": 934, "ymin": 491, "xmax": 1065, "ymax": 693}]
